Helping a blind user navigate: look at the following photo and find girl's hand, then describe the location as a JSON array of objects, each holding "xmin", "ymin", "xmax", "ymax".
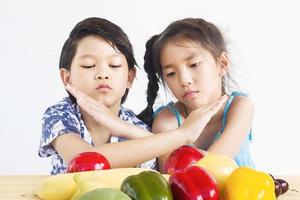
[
  {"xmin": 65, "ymin": 84, "xmax": 149, "ymax": 139},
  {"xmin": 180, "ymin": 95, "xmax": 228, "ymax": 143},
  {"xmin": 66, "ymin": 84, "xmax": 115, "ymax": 125}
]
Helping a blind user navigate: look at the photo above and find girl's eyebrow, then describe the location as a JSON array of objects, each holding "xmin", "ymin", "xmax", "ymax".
[
  {"xmin": 184, "ymin": 54, "xmax": 199, "ymax": 61},
  {"xmin": 162, "ymin": 54, "xmax": 199, "ymax": 69},
  {"xmin": 162, "ymin": 64, "xmax": 173, "ymax": 70}
]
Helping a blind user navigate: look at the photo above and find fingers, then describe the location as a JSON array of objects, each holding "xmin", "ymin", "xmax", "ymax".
[
  {"xmin": 65, "ymin": 84, "xmax": 98, "ymax": 113},
  {"xmin": 65, "ymin": 84, "xmax": 92, "ymax": 103},
  {"xmin": 66, "ymin": 84, "xmax": 98, "ymax": 106},
  {"xmin": 183, "ymin": 95, "xmax": 229, "ymax": 143},
  {"xmin": 206, "ymin": 99, "xmax": 224, "ymax": 116},
  {"xmin": 65, "ymin": 84, "xmax": 112, "ymax": 121},
  {"xmin": 200, "ymin": 94, "xmax": 228, "ymax": 114}
]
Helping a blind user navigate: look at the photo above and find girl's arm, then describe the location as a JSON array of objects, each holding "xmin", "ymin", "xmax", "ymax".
[
  {"xmin": 151, "ymin": 108, "xmax": 181, "ymax": 173},
  {"xmin": 152, "ymin": 97, "xmax": 253, "ymax": 173},
  {"xmin": 207, "ymin": 96, "xmax": 254, "ymax": 157}
]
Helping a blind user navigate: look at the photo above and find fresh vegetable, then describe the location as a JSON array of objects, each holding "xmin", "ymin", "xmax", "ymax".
[
  {"xmin": 67, "ymin": 152, "xmax": 111, "ymax": 173},
  {"xmin": 121, "ymin": 170, "xmax": 173, "ymax": 200},
  {"xmin": 196, "ymin": 153, "xmax": 238, "ymax": 192},
  {"xmin": 223, "ymin": 167, "xmax": 276, "ymax": 200},
  {"xmin": 169, "ymin": 166, "xmax": 219, "ymax": 200},
  {"xmin": 165, "ymin": 145, "xmax": 205, "ymax": 174}
]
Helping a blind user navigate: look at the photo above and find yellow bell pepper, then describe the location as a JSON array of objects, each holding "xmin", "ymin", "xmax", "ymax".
[{"xmin": 223, "ymin": 167, "xmax": 276, "ymax": 200}]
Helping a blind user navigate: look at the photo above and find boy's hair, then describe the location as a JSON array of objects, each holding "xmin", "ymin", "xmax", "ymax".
[
  {"xmin": 59, "ymin": 17, "xmax": 137, "ymax": 104},
  {"xmin": 138, "ymin": 18, "xmax": 237, "ymax": 126}
]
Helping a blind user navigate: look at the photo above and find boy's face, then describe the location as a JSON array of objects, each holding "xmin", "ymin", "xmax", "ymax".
[
  {"xmin": 61, "ymin": 35, "xmax": 135, "ymax": 108},
  {"xmin": 160, "ymin": 40, "xmax": 227, "ymax": 109}
]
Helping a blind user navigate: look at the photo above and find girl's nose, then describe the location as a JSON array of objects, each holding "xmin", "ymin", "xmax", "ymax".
[
  {"xmin": 181, "ymin": 81, "xmax": 192, "ymax": 87},
  {"xmin": 180, "ymin": 71, "xmax": 193, "ymax": 87}
]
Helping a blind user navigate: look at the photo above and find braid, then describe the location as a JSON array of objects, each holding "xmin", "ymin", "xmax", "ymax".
[{"xmin": 137, "ymin": 35, "xmax": 160, "ymax": 127}]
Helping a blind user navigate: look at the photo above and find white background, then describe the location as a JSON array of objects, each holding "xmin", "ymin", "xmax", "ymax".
[{"xmin": 0, "ymin": 0, "xmax": 299, "ymax": 175}]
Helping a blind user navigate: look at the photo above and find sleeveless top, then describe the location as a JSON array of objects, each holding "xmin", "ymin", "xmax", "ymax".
[{"xmin": 153, "ymin": 92, "xmax": 255, "ymax": 168}]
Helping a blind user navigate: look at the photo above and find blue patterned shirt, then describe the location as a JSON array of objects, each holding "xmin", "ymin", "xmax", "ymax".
[{"xmin": 38, "ymin": 97, "xmax": 156, "ymax": 175}]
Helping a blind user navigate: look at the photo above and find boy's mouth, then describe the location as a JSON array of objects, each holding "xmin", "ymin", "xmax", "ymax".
[{"xmin": 96, "ymin": 84, "xmax": 112, "ymax": 90}]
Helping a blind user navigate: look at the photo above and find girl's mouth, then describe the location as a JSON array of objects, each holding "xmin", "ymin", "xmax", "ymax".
[{"xmin": 183, "ymin": 90, "xmax": 199, "ymax": 98}]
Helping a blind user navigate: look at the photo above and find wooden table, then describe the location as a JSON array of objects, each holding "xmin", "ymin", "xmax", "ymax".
[{"xmin": 0, "ymin": 175, "xmax": 299, "ymax": 199}]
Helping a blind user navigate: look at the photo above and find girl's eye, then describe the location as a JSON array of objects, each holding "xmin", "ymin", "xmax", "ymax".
[
  {"xmin": 81, "ymin": 64, "xmax": 95, "ymax": 68},
  {"xmin": 166, "ymin": 72, "xmax": 175, "ymax": 77},
  {"xmin": 109, "ymin": 65, "xmax": 122, "ymax": 68},
  {"xmin": 190, "ymin": 62, "xmax": 201, "ymax": 68}
]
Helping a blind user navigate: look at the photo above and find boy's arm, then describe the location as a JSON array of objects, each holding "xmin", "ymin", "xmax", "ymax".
[
  {"xmin": 207, "ymin": 96, "xmax": 254, "ymax": 157},
  {"xmin": 52, "ymin": 128, "xmax": 187, "ymax": 168}
]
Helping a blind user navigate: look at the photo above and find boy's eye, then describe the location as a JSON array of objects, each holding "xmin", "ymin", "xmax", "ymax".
[
  {"xmin": 166, "ymin": 72, "xmax": 176, "ymax": 77},
  {"xmin": 81, "ymin": 64, "xmax": 95, "ymax": 68},
  {"xmin": 109, "ymin": 65, "xmax": 122, "ymax": 68}
]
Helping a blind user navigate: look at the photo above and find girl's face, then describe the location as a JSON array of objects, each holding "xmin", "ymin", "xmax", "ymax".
[
  {"xmin": 160, "ymin": 40, "xmax": 228, "ymax": 109},
  {"xmin": 61, "ymin": 35, "xmax": 135, "ymax": 107}
]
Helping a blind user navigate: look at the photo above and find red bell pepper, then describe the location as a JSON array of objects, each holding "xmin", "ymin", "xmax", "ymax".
[
  {"xmin": 67, "ymin": 152, "xmax": 111, "ymax": 173},
  {"xmin": 169, "ymin": 166, "xmax": 219, "ymax": 200},
  {"xmin": 165, "ymin": 145, "xmax": 205, "ymax": 174}
]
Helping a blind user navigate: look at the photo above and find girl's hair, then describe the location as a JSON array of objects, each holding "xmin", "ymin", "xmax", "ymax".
[
  {"xmin": 138, "ymin": 18, "xmax": 237, "ymax": 126},
  {"xmin": 59, "ymin": 17, "xmax": 137, "ymax": 104}
]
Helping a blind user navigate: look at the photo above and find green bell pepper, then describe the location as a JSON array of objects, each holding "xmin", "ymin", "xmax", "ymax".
[{"xmin": 121, "ymin": 171, "xmax": 173, "ymax": 200}]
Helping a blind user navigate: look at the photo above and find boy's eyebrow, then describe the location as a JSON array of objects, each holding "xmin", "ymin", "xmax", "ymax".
[
  {"xmin": 78, "ymin": 54, "xmax": 122, "ymax": 59},
  {"xmin": 79, "ymin": 55, "xmax": 94, "ymax": 59}
]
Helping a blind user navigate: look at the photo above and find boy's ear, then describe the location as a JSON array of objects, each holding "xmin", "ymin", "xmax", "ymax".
[
  {"xmin": 127, "ymin": 68, "xmax": 136, "ymax": 88},
  {"xmin": 60, "ymin": 68, "xmax": 71, "ymax": 86},
  {"xmin": 218, "ymin": 52, "xmax": 229, "ymax": 76}
]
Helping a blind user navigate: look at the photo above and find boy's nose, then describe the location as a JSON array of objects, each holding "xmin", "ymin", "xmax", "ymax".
[
  {"xmin": 94, "ymin": 74, "xmax": 109, "ymax": 80},
  {"xmin": 94, "ymin": 66, "xmax": 109, "ymax": 80},
  {"xmin": 94, "ymin": 71, "xmax": 109, "ymax": 80}
]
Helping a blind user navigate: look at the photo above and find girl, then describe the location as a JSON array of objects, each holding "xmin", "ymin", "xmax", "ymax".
[
  {"xmin": 138, "ymin": 18, "xmax": 255, "ymax": 173},
  {"xmin": 38, "ymin": 17, "xmax": 227, "ymax": 175}
]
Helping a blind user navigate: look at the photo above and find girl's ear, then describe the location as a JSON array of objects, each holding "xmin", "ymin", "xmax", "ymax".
[
  {"xmin": 218, "ymin": 52, "xmax": 229, "ymax": 76},
  {"xmin": 126, "ymin": 68, "xmax": 136, "ymax": 88},
  {"xmin": 60, "ymin": 68, "xmax": 71, "ymax": 86}
]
